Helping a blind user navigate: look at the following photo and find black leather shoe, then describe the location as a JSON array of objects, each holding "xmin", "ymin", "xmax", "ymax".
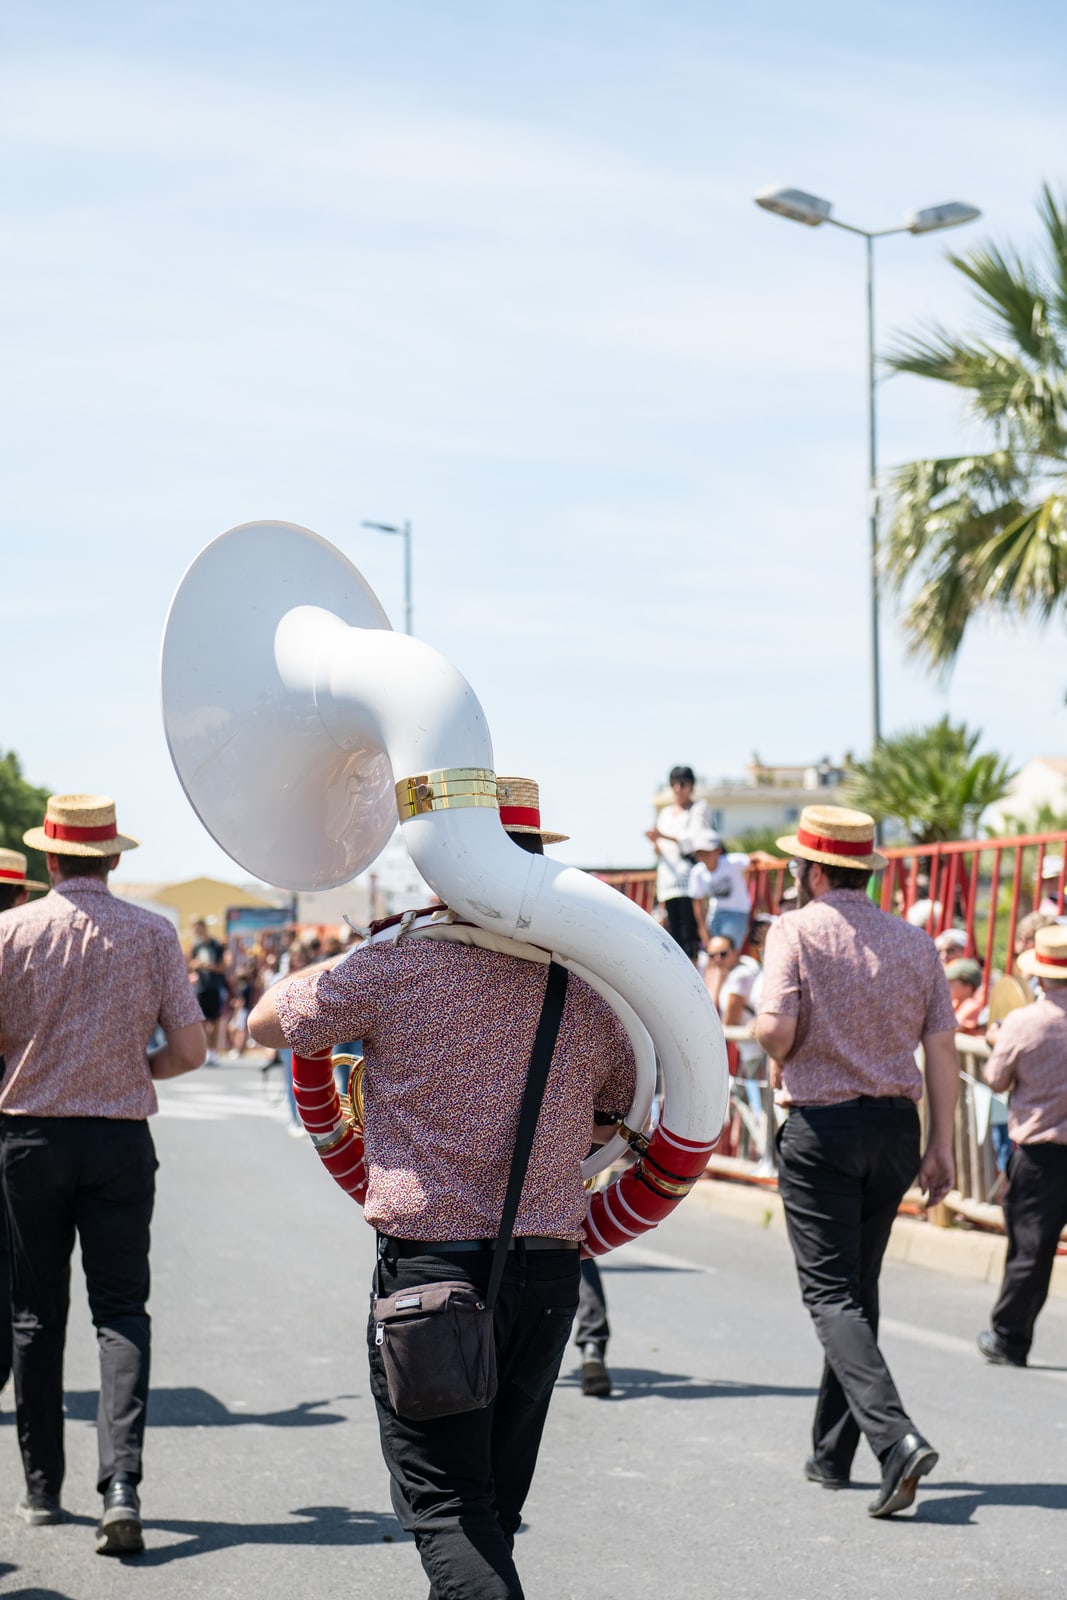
[
  {"xmin": 977, "ymin": 1330, "xmax": 1027, "ymax": 1367},
  {"xmin": 96, "ymin": 1473, "xmax": 144, "ymax": 1556},
  {"xmin": 580, "ymin": 1344, "xmax": 612, "ymax": 1397},
  {"xmin": 15, "ymin": 1491, "xmax": 64, "ymax": 1526},
  {"xmin": 867, "ymin": 1432, "xmax": 938, "ymax": 1518},
  {"xmin": 804, "ymin": 1456, "xmax": 850, "ymax": 1489}
]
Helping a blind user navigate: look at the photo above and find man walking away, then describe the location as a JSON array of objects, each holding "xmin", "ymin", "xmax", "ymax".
[
  {"xmin": 0, "ymin": 795, "xmax": 205, "ymax": 1552},
  {"xmin": 250, "ymin": 777, "xmax": 635, "ymax": 1599},
  {"xmin": 978, "ymin": 923, "xmax": 1067, "ymax": 1367},
  {"xmin": 0, "ymin": 849, "xmax": 48, "ymax": 1412},
  {"xmin": 754, "ymin": 805, "xmax": 959, "ymax": 1519}
]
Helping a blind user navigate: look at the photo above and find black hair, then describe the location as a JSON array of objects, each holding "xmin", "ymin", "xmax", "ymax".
[
  {"xmin": 818, "ymin": 862, "xmax": 873, "ymax": 893},
  {"xmin": 669, "ymin": 765, "xmax": 695, "ymax": 787},
  {"xmin": 0, "ymin": 884, "xmax": 24, "ymax": 912},
  {"xmin": 53, "ymin": 853, "xmax": 113, "ymax": 881},
  {"xmin": 507, "ymin": 830, "xmax": 544, "ymax": 856}
]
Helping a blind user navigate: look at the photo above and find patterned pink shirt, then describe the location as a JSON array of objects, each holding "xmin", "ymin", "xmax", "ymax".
[
  {"xmin": 984, "ymin": 987, "xmax": 1067, "ymax": 1145},
  {"xmin": 0, "ymin": 876, "xmax": 204, "ymax": 1119},
  {"xmin": 275, "ymin": 939, "xmax": 637, "ymax": 1242},
  {"xmin": 757, "ymin": 889, "xmax": 956, "ymax": 1106}
]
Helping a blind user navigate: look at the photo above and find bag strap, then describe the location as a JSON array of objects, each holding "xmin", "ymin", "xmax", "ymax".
[{"xmin": 485, "ymin": 960, "xmax": 570, "ymax": 1312}]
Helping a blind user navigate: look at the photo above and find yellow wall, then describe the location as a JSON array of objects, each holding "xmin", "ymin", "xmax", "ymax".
[{"xmin": 156, "ymin": 877, "xmax": 279, "ymax": 949}]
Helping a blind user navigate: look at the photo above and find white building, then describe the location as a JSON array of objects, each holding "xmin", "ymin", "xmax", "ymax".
[{"xmin": 983, "ymin": 757, "xmax": 1067, "ymax": 834}]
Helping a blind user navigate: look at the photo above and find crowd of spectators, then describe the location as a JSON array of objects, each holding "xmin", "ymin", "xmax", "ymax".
[{"xmin": 183, "ymin": 922, "xmax": 354, "ymax": 1066}]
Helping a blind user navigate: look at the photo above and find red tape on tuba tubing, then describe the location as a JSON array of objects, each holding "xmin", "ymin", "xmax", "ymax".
[{"xmin": 292, "ymin": 1052, "xmax": 368, "ymax": 1205}]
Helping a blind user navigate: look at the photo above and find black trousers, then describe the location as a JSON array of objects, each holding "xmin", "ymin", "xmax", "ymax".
[
  {"xmin": 369, "ymin": 1244, "xmax": 580, "ymax": 1600},
  {"xmin": 0, "ymin": 1115, "xmax": 157, "ymax": 1498},
  {"xmin": 664, "ymin": 896, "xmax": 700, "ymax": 960},
  {"xmin": 776, "ymin": 1098, "xmax": 921, "ymax": 1473},
  {"xmin": 992, "ymin": 1141, "xmax": 1067, "ymax": 1362},
  {"xmin": 573, "ymin": 1257, "xmax": 610, "ymax": 1352},
  {"xmin": 0, "ymin": 1194, "xmax": 12, "ymax": 1394}
]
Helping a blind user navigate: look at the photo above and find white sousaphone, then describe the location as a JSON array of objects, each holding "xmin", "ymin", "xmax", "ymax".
[{"xmin": 161, "ymin": 521, "xmax": 729, "ymax": 1254}]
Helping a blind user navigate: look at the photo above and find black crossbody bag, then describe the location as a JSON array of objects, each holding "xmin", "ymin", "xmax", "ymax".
[{"xmin": 372, "ymin": 961, "xmax": 570, "ymax": 1422}]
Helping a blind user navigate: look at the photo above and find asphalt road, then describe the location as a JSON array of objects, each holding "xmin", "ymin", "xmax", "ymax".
[{"xmin": 1, "ymin": 1061, "xmax": 1064, "ymax": 1600}]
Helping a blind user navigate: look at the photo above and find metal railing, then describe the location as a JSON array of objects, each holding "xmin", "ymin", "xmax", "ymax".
[
  {"xmin": 591, "ymin": 832, "xmax": 1067, "ymax": 1238},
  {"xmin": 593, "ymin": 828, "xmax": 1067, "ymax": 972},
  {"xmin": 712, "ymin": 1029, "xmax": 1066, "ymax": 1244}
]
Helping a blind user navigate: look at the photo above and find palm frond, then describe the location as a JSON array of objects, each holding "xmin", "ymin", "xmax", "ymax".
[
  {"xmin": 884, "ymin": 188, "xmax": 1067, "ymax": 672},
  {"xmin": 967, "ymin": 493, "xmax": 1067, "ymax": 619},
  {"xmin": 1038, "ymin": 183, "xmax": 1067, "ymax": 339},
  {"xmin": 842, "ymin": 717, "xmax": 1016, "ymax": 841},
  {"xmin": 887, "ymin": 336, "xmax": 1067, "ymax": 449}
]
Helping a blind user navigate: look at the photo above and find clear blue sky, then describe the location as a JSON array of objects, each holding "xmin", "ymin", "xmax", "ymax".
[{"xmin": 3, "ymin": 1, "xmax": 1065, "ymax": 883}]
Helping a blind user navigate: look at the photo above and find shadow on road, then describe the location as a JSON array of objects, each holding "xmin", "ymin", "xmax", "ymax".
[
  {"xmin": 0, "ymin": 1564, "xmax": 74, "ymax": 1599},
  {"xmin": 63, "ymin": 1388, "xmax": 354, "ymax": 1428},
  {"xmin": 556, "ymin": 1367, "xmax": 817, "ymax": 1402},
  {"xmin": 131, "ymin": 1505, "xmax": 410, "ymax": 1564},
  {"xmin": 911, "ymin": 1481, "xmax": 1067, "ymax": 1524},
  {"xmin": 600, "ymin": 1262, "xmax": 699, "ymax": 1275}
]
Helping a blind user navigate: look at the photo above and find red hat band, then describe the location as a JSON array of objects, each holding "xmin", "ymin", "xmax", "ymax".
[
  {"xmin": 499, "ymin": 805, "xmax": 541, "ymax": 830},
  {"xmin": 796, "ymin": 827, "xmax": 872, "ymax": 858},
  {"xmin": 44, "ymin": 818, "xmax": 119, "ymax": 843}
]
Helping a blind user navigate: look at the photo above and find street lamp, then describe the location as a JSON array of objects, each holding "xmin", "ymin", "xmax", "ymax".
[
  {"xmin": 754, "ymin": 186, "xmax": 981, "ymax": 752},
  {"xmin": 361, "ymin": 518, "xmax": 413, "ymax": 635}
]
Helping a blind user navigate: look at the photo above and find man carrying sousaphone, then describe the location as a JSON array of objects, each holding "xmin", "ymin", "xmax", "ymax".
[{"xmin": 249, "ymin": 777, "xmax": 636, "ymax": 1600}]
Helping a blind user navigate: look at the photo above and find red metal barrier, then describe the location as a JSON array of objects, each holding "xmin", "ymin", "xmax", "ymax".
[{"xmin": 593, "ymin": 831, "xmax": 1067, "ymax": 979}]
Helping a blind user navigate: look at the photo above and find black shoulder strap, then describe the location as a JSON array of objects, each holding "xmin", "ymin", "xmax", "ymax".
[{"xmin": 485, "ymin": 960, "xmax": 570, "ymax": 1311}]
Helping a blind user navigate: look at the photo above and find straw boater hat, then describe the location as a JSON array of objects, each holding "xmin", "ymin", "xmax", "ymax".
[
  {"xmin": 776, "ymin": 804, "xmax": 887, "ymax": 872},
  {"xmin": 23, "ymin": 794, "xmax": 140, "ymax": 858},
  {"xmin": 0, "ymin": 847, "xmax": 47, "ymax": 893},
  {"xmin": 496, "ymin": 776, "xmax": 568, "ymax": 845},
  {"xmin": 1017, "ymin": 923, "xmax": 1067, "ymax": 980}
]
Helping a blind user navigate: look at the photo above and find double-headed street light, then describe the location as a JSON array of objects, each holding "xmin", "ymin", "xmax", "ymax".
[
  {"xmin": 754, "ymin": 186, "xmax": 981, "ymax": 753},
  {"xmin": 362, "ymin": 518, "xmax": 413, "ymax": 635}
]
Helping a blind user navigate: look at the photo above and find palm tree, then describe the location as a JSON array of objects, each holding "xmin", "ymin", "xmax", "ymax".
[
  {"xmin": 842, "ymin": 717, "xmax": 1015, "ymax": 843},
  {"xmin": 882, "ymin": 185, "xmax": 1067, "ymax": 670}
]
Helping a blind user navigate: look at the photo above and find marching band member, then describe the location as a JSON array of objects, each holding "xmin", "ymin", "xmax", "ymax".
[
  {"xmin": 0, "ymin": 796, "xmax": 205, "ymax": 1552},
  {"xmin": 249, "ymin": 778, "xmax": 636, "ymax": 1600},
  {"xmin": 754, "ymin": 805, "xmax": 959, "ymax": 1520},
  {"xmin": 0, "ymin": 849, "xmax": 48, "ymax": 1413}
]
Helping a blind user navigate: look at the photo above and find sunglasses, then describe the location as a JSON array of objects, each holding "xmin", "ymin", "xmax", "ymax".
[{"xmin": 707, "ymin": 949, "xmax": 733, "ymax": 960}]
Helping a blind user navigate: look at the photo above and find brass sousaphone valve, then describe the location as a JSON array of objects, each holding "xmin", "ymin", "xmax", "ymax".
[{"xmin": 332, "ymin": 1051, "xmax": 366, "ymax": 1135}]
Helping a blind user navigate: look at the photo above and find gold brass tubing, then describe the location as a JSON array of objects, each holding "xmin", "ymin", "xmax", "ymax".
[
  {"xmin": 636, "ymin": 1163, "xmax": 696, "ymax": 1199},
  {"xmin": 396, "ymin": 768, "xmax": 499, "ymax": 821}
]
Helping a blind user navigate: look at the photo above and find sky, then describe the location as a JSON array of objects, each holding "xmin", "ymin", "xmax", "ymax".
[{"xmin": 3, "ymin": 0, "xmax": 1066, "ymax": 890}]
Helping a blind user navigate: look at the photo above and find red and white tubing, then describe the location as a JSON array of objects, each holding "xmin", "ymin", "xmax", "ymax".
[
  {"xmin": 292, "ymin": 1049, "xmax": 367, "ymax": 1204},
  {"xmin": 583, "ymin": 1125, "xmax": 718, "ymax": 1258}
]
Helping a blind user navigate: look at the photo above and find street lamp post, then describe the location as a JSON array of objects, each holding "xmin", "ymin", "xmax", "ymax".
[
  {"xmin": 754, "ymin": 188, "xmax": 980, "ymax": 753},
  {"xmin": 361, "ymin": 519, "xmax": 413, "ymax": 635}
]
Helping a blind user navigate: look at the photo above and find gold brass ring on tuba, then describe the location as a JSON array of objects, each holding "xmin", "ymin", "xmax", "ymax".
[{"xmin": 332, "ymin": 1051, "xmax": 365, "ymax": 1136}]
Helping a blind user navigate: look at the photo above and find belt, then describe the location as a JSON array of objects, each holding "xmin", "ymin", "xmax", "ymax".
[{"xmin": 380, "ymin": 1234, "xmax": 579, "ymax": 1256}]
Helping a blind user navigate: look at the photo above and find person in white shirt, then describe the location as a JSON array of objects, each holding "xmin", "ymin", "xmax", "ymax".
[
  {"xmin": 688, "ymin": 830, "xmax": 751, "ymax": 973},
  {"xmin": 645, "ymin": 766, "xmax": 711, "ymax": 961}
]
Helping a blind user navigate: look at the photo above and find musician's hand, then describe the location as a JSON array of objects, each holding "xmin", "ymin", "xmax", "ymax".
[{"xmin": 918, "ymin": 1141, "xmax": 954, "ymax": 1208}]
